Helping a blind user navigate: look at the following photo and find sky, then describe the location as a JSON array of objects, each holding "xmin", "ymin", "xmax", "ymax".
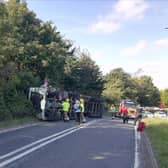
[{"xmin": 26, "ymin": 0, "xmax": 168, "ymax": 90}]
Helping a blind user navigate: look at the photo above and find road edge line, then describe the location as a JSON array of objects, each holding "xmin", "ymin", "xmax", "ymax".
[{"xmin": 134, "ymin": 125, "xmax": 141, "ymax": 168}]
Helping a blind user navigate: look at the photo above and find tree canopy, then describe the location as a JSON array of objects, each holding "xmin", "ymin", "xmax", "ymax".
[
  {"xmin": 103, "ymin": 68, "xmax": 160, "ymax": 106},
  {"xmin": 0, "ymin": 0, "xmax": 104, "ymax": 120},
  {"xmin": 160, "ymin": 89, "xmax": 168, "ymax": 107}
]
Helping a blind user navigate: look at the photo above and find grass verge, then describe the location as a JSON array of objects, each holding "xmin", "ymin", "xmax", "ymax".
[
  {"xmin": 143, "ymin": 117, "xmax": 168, "ymax": 168},
  {"xmin": 0, "ymin": 117, "xmax": 38, "ymax": 130}
]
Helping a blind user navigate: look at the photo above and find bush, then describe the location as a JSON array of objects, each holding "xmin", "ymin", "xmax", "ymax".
[
  {"xmin": 0, "ymin": 91, "xmax": 35, "ymax": 121},
  {"xmin": 0, "ymin": 70, "xmax": 40, "ymax": 121},
  {"xmin": 5, "ymin": 92, "xmax": 35, "ymax": 119},
  {"xmin": 0, "ymin": 96, "xmax": 12, "ymax": 121}
]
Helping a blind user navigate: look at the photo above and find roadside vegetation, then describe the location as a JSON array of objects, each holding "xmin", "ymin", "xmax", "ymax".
[
  {"xmin": 0, "ymin": 0, "xmax": 104, "ymax": 122},
  {"xmin": 144, "ymin": 118, "xmax": 168, "ymax": 168}
]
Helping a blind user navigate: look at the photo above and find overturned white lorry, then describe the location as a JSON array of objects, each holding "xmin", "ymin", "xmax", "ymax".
[{"xmin": 29, "ymin": 86, "xmax": 104, "ymax": 121}]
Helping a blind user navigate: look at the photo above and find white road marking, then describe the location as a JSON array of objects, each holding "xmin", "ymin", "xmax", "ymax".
[
  {"xmin": 134, "ymin": 124, "xmax": 141, "ymax": 168},
  {"xmin": 0, "ymin": 126, "xmax": 77, "ymax": 160},
  {"xmin": 0, "ymin": 120, "xmax": 98, "ymax": 167}
]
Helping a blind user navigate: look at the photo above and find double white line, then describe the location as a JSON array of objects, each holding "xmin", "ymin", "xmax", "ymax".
[{"xmin": 0, "ymin": 120, "xmax": 97, "ymax": 168}]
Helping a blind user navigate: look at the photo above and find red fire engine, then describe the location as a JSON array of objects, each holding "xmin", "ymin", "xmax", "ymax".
[{"xmin": 119, "ymin": 100, "xmax": 138, "ymax": 119}]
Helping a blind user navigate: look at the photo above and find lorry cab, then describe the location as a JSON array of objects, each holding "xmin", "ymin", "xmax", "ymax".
[{"xmin": 29, "ymin": 87, "xmax": 64, "ymax": 121}]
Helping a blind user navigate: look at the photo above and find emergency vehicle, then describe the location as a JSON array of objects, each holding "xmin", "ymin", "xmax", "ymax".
[{"xmin": 119, "ymin": 100, "xmax": 138, "ymax": 119}]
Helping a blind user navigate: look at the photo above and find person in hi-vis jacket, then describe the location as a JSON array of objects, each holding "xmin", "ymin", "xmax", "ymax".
[{"xmin": 73, "ymin": 100, "xmax": 81, "ymax": 124}]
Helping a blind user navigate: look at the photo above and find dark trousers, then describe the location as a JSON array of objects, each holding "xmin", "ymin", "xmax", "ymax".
[
  {"xmin": 112, "ymin": 112, "xmax": 115, "ymax": 118},
  {"xmin": 76, "ymin": 112, "xmax": 81, "ymax": 124},
  {"xmin": 123, "ymin": 114, "xmax": 129, "ymax": 123}
]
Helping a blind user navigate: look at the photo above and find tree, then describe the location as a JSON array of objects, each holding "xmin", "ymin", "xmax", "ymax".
[
  {"xmin": 64, "ymin": 50, "xmax": 104, "ymax": 97},
  {"xmin": 0, "ymin": 0, "xmax": 75, "ymax": 120},
  {"xmin": 133, "ymin": 76, "xmax": 160, "ymax": 106},
  {"xmin": 103, "ymin": 68, "xmax": 160, "ymax": 106},
  {"xmin": 103, "ymin": 68, "xmax": 137, "ymax": 102},
  {"xmin": 2, "ymin": 0, "xmax": 75, "ymax": 86},
  {"xmin": 160, "ymin": 89, "xmax": 168, "ymax": 107}
]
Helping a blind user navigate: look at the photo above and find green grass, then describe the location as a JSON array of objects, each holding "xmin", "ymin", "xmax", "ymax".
[
  {"xmin": 0, "ymin": 117, "xmax": 38, "ymax": 129},
  {"xmin": 144, "ymin": 118, "xmax": 168, "ymax": 168}
]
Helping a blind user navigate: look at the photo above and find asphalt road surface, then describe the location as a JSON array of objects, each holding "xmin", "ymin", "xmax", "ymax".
[{"xmin": 0, "ymin": 118, "xmax": 137, "ymax": 168}]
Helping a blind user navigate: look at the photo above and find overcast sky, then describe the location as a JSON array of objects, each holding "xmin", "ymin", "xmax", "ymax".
[{"xmin": 27, "ymin": 0, "xmax": 168, "ymax": 89}]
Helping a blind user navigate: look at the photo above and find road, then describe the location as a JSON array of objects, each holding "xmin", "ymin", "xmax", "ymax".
[{"xmin": 0, "ymin": 118, "xmax": 137, "ymax": 168}]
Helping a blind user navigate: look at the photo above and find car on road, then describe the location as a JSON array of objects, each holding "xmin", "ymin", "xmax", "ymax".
[
  {"xmin": 143, "ymin": 111, "xmax": 154, "ymax": 118},
  {"xmin": 154, "ymin": 111, "xmax": 167, "ymax": 118}
]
